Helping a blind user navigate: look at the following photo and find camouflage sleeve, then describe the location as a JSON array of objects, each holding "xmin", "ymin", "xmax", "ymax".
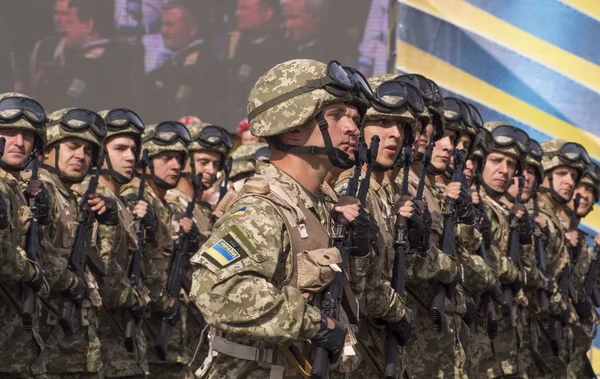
[
  {"xmin": 521, "ymin": 242, "xmax": 546, "ymax": 290},
  {"xmin": 189, "ymin": 197, "xmax": 322, "ymax": 343},
  {"xmin": 485, "ymin": 206, "xmax": 518, "ymax": 284},
  {"xmin": 410, "ymin": 245, "xmax": 458, "ymax": 284},
  {"xmin": 542, "ymin": 214, "xmax": 566, "ymax": 280},
  {"xmin": 363, "ymin": 256, "xmax": 406, "ymax": 322}
]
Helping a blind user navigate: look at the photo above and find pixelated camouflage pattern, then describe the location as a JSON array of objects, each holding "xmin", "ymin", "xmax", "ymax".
[
  {"xmin": 0, "ymin": 92, "xmax": 46, "ymax": 140},
  {"xmin": 78, "ymin": 179, "xmax": 149, "ymax": 377},
  {"xmin": 186, "ymin": 122, "xmax": 230, "ymax": 156},
  {"xmin": 229, "ymin": 142, "xmax": 268, "ymax": 179},
  {"xmin": 442, "ymin": 109, "xmax": 466, "ymax": 135},
  {"xmin": 365, "ymin": 75, "xmax": 418, "ymax": 136},
  {"xmin": 247, "ymin": 59, "xmax": 345, "ymax": 137},
  {"xmin": 541, "ymin": 139, "xmax": 586, "ymax": 180},
  {"xmin": 142, "ymin": 123, "xmax": 188, "ymax": 160},
  {"xmin": 98, "ymin": 109, "xmax": 143, "ymax": 159},
  {"xmin": 45, "ymin": 108, "xmax": 105, "ymax": 150},
  {"xmin": 0, "ymin": 168, "xmax": 46, "ymax": 378}
]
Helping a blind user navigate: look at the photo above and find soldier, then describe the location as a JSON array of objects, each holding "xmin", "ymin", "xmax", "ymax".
[
  {"xmin": 563, "ymin": 162, "xmax": 600, "ymax": 378},
  {"xmin": 83, "ymin": 108, "xmax": 154, "ymax": 378},
  {"xmin": 189, "ymin": 59, "xmax": 375, "ymax": 378},
  {"xmin": 533, "ymin": 139, "xmax": 590, "ymax": 377},
  {"xmin": 144, "ymin": 0, "xmax": 223, "ymax": 123},
  {"xmin": 165, "ymin": 122, "xmax": 232, "ymax": 370},
  {"xmin": 334, "ymin": 74, "xmax": 417, "ymax": 378},
  {"xmin": 0, "ymin": 93, "xmax": 49, "ymax": 379},
  {"xmin": 120, "ymin": 121, "xmax": 195, "ymax": 379},
  {"xmin": 32, "ymin": 108, "xmax": 116, "ymax": 379},
  {"xmin": 31, "ymin": 0, "xmax": 141, "ymax": 111}
]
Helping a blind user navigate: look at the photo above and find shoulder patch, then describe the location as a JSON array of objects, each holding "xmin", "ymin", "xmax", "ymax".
[
  {"xmin": 337, "ymin": 185, "xmax": 348, "ymax": 196},
  {"xmin": 85, "ymin": 47, "xmax": 105, "ymax": 59},
  {"xmin": 231, "ymin": 206, "xmax": 246, "ymax": 216},
  {"xmin": 203, "ymin": 234, "xmax": 247, "ymax": 267},
  {"xmin": 184, "ymin": 51, "xmax": 199, "ymax": 66}
]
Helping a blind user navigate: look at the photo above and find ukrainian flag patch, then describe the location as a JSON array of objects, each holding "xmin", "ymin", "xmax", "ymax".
[
  {"xmin": 231, "ymin": 206, "xmax": 246, "ymax": 217},
  {"xmin": 337, "ymin": 186, "xmax": 348, "ymax": 196},
  {"xmin": 205, "ymin": 239, "xmax": 241, "ymax": 266}
]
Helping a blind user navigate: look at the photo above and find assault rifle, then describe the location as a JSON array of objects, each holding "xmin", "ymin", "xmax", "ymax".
[
  {"xmin": 501, "ymin": 176, "xmax": 524, "ymax": 320},
  {"xmin": 22, "ymin": 156, "xmax": 43, "ymax": 330},
  {"xmin": 431, "ymin": 148, "xmax": 466, "ymax": 331},
  {"xmin": 311, "ymin": 136, "xmax": 379, "ymax": 379},
  {"xmin": 532, "ymin": 191, "xmax": 550, "ymax": 328},
  {"xmin": 579, "ymin": 243, "xmax": 600, "ymax": 319},
  {"xmin": 59, "ymin": 157, "xmax": 107, "ymax": 335},
  {"xmin": 383, "ymin": 142, "xmax": 412, "ymax": 379},
  {"xmin": 124, "ymin": 149, "xmax": 149, "ymax": 352}
]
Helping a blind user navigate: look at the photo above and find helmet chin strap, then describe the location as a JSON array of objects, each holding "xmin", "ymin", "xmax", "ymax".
[
  {"xmin": 147, "ymin": 158, "xmax": 180, "ymax": 190},
  {"xmin": 427, "ymin": 161, "xmax": 446, "ymax": 176},
  {"xmin": 271, "ymin": 111, "xmax": 355, "ymax": 170},
  {"xmin": 538, "ymin": 172, "xmax": 570, "ymax": 205},
  {"xmin": 100, "ymin": 147, "xmax": 133, "ymax": 185},
  {"xmin": 480, "ymin": 172, "xmax": 506, "ymax": 198},
  {"xmin": 41, "ymin": 144, "xmax": 88, "ymax": 184}
]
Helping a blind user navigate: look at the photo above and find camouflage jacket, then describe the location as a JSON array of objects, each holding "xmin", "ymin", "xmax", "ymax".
[
  {"xmin": 537, "ymin": 194, "xmax": 569, "ymax": 281},
  {"xmin": 121, "ymin": 177, "xmax": 189, "ymax": 365},
  {"xmin": 166, "ymin": 186, "xmax": 215, "ymax": 245},
  {"xmin": 0, "ymin": 168, "xmax": 45, "ymax": 376}
]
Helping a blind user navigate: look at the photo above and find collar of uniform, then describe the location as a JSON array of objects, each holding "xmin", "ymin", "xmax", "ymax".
[
  {"xmin": 0, "ymin": 166, "xmax": 19, "ymax": 184},
  {"xmin": 166, "ymin": 186, "xmax": 191, "ymax": 205},
  {"xmin": 481, "ymin": 188, "xmax": 508, "ymax": 215},
  {"xmin": 320, "ymin": 181, "xmax": 339, "ymax": 204},
  {"xmin": 38, "ymin": 166, "xmax": 76, "ymax": 199},
  {"xmin": 539, "ymin": 192, "xmax": 563, "ymax": 216},
  {"xmin": 255, "ymin": 161, "xmax": 319, "ymax": 211}
]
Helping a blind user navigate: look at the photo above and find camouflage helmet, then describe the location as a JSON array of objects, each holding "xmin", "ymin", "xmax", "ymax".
[
  {"xmin": 578, "ymin": 162, "xmax": 600, "ymax": 203},
  {"xmin": 540, "ymin": 139, "xmax": 588, "ymax": 181},
  {"xmin": 142, "ymin": 122, "xmax": 189, "ymax": 160},
  {"xmin": 187, "ymin": 122, "xmax": 232, "ymax": 157},
  {"xmin": 247, "ymin": 59, "xmax": 363, "ymax": 137},
  {"xmin": 483, "ymin": 122, "xmax": 527, "ymax": 161},
  {"xmin": 98, "ymin": 109, "xmax": 144, "ymax": 159},
  {"xmin": 442, "ymin": 108, "xmax": 466, "ymax": 135},
  {"xmin": 230, "ymin": 142, "xmax": 269, "ymax": 179},
  {"xmin": 526, "ymin": 138, "xmax": 544, "ymax": 183},
  {"xmin": 45, "ymin": 108, "xmax": 106, "ymax": 151},
  {"xmin": 0, "ymin": 93, "xmax": 47, "ymax": 141},
  {"xmin": 365, "ymin": 74, "xmax": 418, "ymax": 138}
]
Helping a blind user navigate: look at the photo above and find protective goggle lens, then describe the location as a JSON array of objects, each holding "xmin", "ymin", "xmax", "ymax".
[
  {"xmin": 198, "ymin": 125, "xmax": 233, "ymax": 150},
  {"xmin": 0, "ymin": 97, "xmax": 46, "ymax": 124},
  {"xmin": 328, "ymin": 60, "xmax": 353, "ymax": 89},
  {"xmin": 467, "ymin": 103, "xmax": 483, "ymax": 129},
  {"xmin": 475, "ymin": 128, "xmax": 494, "ymax": 154},
  {"xmin": 529, "ymin": 140, "xmax": 543, "ymax": 161},
  {"xmin": 561, "ymin": 142, "xmax": 591, "ymax": 165},
  {"xmin": 583, "ymin": 163, "xmax": 600, "ymax": 182},
  {"xmin": 106, "ymin": 109, "xmax": 145, "ymax": 132},
  {"xmin": 491, "ymin": 125, "xmax": 530, "ymax": 154},
  {"xmin": 154, "ymin": 121, "xmax": 191, "ymax": 144},
  {"xmin": 62, "ymin": 109, "xmax": 107, "ymax": 139}
]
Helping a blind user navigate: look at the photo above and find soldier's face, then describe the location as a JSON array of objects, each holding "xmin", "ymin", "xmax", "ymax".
[
  {"xmin": 0, "ymin": 129, "xmax": 36, "ymax": 169},
  {"xmin": 464, "ymin": 158, "xmax": 478, "ymax": 186},
  {"xmin": 363, "ymin": 119, "xmax": 404, "ymax": 169},
  {"xmin": 572, "ymin": 183, "xmax": 595, "ymax": 216},
  {"xmin": 63, "ymin": 9, "xmax": 93, "ymax": 46},
  {"xmin": 186, "ymin": 151, "xmax": 222, "ymax": 188},
  {"xmin": 44, "ymin": 138, "xmax": 93, "ymax": 181},
  {"xmin": 236, "ymin": 0, "xmax": 273, "ymax": 30},
  {"xmin": 482, "ymin": 152, "xmax": 517, "ymax": 193},
  {"xmin": 161, "ymin": 8, "xmax": 198, "ymax": 51},
  {"xmin": 105, "ymin": 136, "xmax": 137, "ymax": 180},
  {"xmin": 414, "ymin": 122, "xmax": 431, "ymax": 155},
  {"xmin": 240, "ymin": 130, "xmax": 260, "ymax": 145},
  {"xmin": 150, "ymin": 151, "xmax": 183, "ymax": 186},
  {"xmin": 431, "ymin": 130, "xmax": 456, "ymax": 172},
  {"xmin": 282, "ymin": 0, "xmax": 323, "ymax": 41},
  {"xmin": 507, "ymin": 167, "xmax": 535, "ymax": 202},
  {"xmin": 322, "ymin": 104, "xmax": 360, "ymax": 156},
  {"xmin": 54, "ymin": 0, "xmax": 72, "ymax": 34},
  {"xmin": 543, "ymin": 166, "xmax": 578, "ymax": 202}
]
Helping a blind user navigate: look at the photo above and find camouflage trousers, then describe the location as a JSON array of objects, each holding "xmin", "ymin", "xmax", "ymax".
[
  {"xmin": 566, "ymin": 321, "xmax": 595, "ymax": 379},
  {"xmin": 147, "ymin": 364, "xmax": 192, "ymax": 379},
  {"xmin": 47, "ymin": 373, "xmax": 103, "ymax": 379},
  {"xmin": 0, "ymin": 374, "xmax": 48, "ymax": 379},
  {"xmin": 527, "ymin": 317, "xmax": 571, "ymax": 379}
]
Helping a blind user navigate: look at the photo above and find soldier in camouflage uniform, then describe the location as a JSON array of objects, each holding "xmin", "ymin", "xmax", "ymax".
[
  {"xmin": 166, "ymin": 122, "xmax": 232, "ymax": 371},
  {"xmin": 79, "ymin": 108, "xmax": 154, "ymax": 378},
  {"xmin": 120, "ymin": 122, "xmax": 196, "ymax": 379},
  {"xmin": 189, "ymin": 59, "xmax": 376, "ymax": 379},
  {"xmin": 533, "ymin": 139, "xmax": 589, "ymax": 377},
  {"xmin": 32, "ymin": 108, "xmax": 117, "ymax": 379},
  {"xmin": 0, "ymin": 93, "xmax": 49, "ymax": 379},
  {"xmin": 334, "ymin": 74, "xmax": 417, "ymax": 378},
  {"xmin": 563, "ymin": 162, "xmax": 599, "ymax": 378}
]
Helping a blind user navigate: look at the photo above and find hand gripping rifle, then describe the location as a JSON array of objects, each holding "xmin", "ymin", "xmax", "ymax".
[
  {"xmin": 311, "ymin": 136, "xmax": 379, "ymax": 379},
  {"xmin": 501, "ymin": 176, "xmax": 524, "ymax": 321},
  {"xmin": 218, "ymin": 156, "xmax": 233, "ymax": 203},
  {"xmin": 532, "ymin": 191, "xmax": 550, "ymax": 328},
  {"xmin": 124, "ymin": 149, "xmax": 149, "ymax": 352},
  {"xmin": 155, "ymin": 178, "xmax": 198, "ymax": 361},
  {"xmin": 59, "ymin": 156, "xmax": 107, "ymax": 335},
  {"xmin": 22, "ymin": 156, "xmax": 43, "ymax": 330},
  {"xmin": 383, "ymin": 142, "xmax": 412, "ymax": 379},
  {"xmin": 430, "ymin": 148, "xmax": 466, "ymax": 332}
]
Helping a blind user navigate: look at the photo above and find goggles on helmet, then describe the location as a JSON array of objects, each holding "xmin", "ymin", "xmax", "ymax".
[
  {"xmin": 583, "ymin": 162, "xmax": 600, "ymax": 183},
  {"xmin": 442, "ymin": 97, "xmax": 475, "ymax": 129},
  {"xmin": 248, "ymin": 60, "xmax": 370, "ymax": 123},
  {"xmin": 546, "ymin": 142, "xmax": 591, "ymax": 165},
  {"xmin": 369, "ymin": 79, "xmax": 425, "ymax": 116},
  {"xmin": 491, "ymin": 124, "xmax": 530, "ymax": 155},
  {"xmin": 143, "ymin": 121, "xmax": 191, "ymax": 146},
  {"xmin": 0, "ymin": 96, "xmax": 47, "ymax": 125},
  {"xmin": 56, "ymin": 108, "xmax": 107, "ymax": 140},
  {"xmin": 529, "ymin": 139, "xmax": 543, "ymax": 162},
  {"xmin": 195, "ymin": 125, "xmax": 233, "ymax": 150},
  {"xmin": 474, "ymin": 127, "xmax": 494, "ymax": 155},
  {"xmin": 466, "ymin": 103, "xmax": 484, "ymax": 129},
  {"xmin": 105, "ymin": 108, "xmax": 145, "ymax": 132},
  {"xmin": 396, "ymin": 74, "xmax": 442, "ymax": 108}
]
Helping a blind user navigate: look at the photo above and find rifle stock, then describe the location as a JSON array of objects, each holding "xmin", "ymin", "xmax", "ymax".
[{"xmin": 532, "ymin": 193, "xmax": 550, "ymax": 328}]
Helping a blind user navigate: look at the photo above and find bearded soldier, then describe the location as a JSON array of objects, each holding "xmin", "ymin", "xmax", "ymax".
[
  {"xmin": 189, "ymin": 59, "xmax": 376, "ymax": 378},
  {"xmin": 31, "ymin": 108, "xmax": 116, "ymax": 379},
  {"xmin": 121, "ymin": 121, "xmax": 196, "ymax": 379},
  {"xmin": 0, "ymin": 93, "xmax": 49, "ymax": 379}
]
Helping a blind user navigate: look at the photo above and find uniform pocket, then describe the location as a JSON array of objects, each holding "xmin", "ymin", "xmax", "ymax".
[{"xmin": 296, "ymin": 247, "xmax": 342, "ymax": 293}]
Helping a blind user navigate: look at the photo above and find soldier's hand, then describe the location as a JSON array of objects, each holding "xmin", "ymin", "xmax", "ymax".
[
  {"xmin": 310, "ymin": 313, "xmax": 347, "ymax": 363},
  {"xmin": 132, "ymin": 200, "xmax": 149, "ymax": 219},
  {"xmin": 511, "ymin": 203, "xmax": 525, "ymax": 219},
  {"xmin": 26, "ymin": 178, "xmax": 44, "ymax": 198},
  {"xmin": 534, "ymin": 216, "xmax": 547, "ymax": 229},
  {"xmin": 388, "ymin": 307, "xmax": 414, "ymax": 344},
  {"xmin": 454, "ymin": 184, "xmax": 475, "ymax": 224},
  {"xmin": 443, "ymin": 182, "xmax": 461, "ymax": 200},
  {"xmin": 565, "ymin": 230, "xmax": 579, "ymax": 248},
  {"xmin": 26, "ymin": 262, "xmax": 47, "ymax": 293},
  {"xmin": 332, "ymin": 196, "xmax": 361, "ymax": 223},
  {"xmin": 471, "ymin": 189, "xmax": 480, "ymax": 205},
  {"xmin": 91, "ymin": 195, "xmax": 119, "ymax": 225},
  {"xmin": 396, "ymin": 195, "xmax": 415, "ymax": 218},
  {"xmin": 179, "ymin": 217, "xmax": 194, "ymax": 234},
  {"xmin": 350, "ymin": 207, "xmax": 372, "ymax": 257},
  {"xmin": 518, "ymin": 208, "xmax": 532, "ymax": 245},
  {"xmin": 64, "ymin": 275, "xmax": 87, "ymax": 303},
  {"xmin": 163, "ymin": 298, "xmax": 180, "ymax": 325},
  {"xmin": 88, "ymin": 193, "xmax": 107, "ymax": 214}
]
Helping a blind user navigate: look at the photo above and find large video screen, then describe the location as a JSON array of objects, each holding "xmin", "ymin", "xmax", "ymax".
[{"xmin": 0, "ymin": 0, "xmax": 389, "ymax": 131}]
